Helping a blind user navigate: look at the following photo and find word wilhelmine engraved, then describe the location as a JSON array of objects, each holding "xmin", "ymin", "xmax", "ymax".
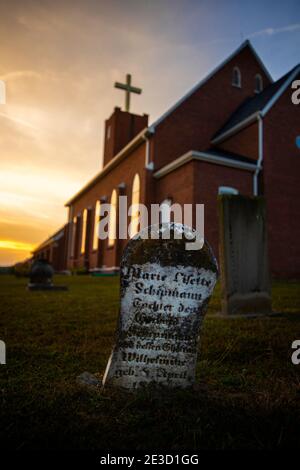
[{"xmin": 103, "ymin": 223, "xmax": 218, "ymax": 389}]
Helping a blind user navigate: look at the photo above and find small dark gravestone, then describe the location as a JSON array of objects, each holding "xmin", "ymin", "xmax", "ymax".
[
  {"xmin": 103, "ymin": 223, "xmax": 218, "ymax": 390},
  {"xmin": 28, "ymin": 259, "xmax": 68, "ymax": 291},
  {"xmin": 219, "ymin": 195, "xmax": 272, "ymax": 315}
]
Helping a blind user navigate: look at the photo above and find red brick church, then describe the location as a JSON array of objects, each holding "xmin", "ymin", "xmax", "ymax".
[{"xmin": 33, "ymin": 40, "xmax": 300, "ymax": 278}]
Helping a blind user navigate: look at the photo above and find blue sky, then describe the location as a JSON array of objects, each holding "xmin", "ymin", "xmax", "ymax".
[{"xmin": 0, "ymin": 0, "xmax": 299, "ymax": 264}]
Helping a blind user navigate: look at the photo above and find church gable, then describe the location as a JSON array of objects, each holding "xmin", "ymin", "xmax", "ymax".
[
  {"xmin": 151, "ymin": 41, "xmax": 272, "ymax": 171},
  {"xmin": 212, "ymin": 66, "xmax": 299, "ymax": 144}
]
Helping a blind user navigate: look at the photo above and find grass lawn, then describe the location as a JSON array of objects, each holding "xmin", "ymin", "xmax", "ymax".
[{"xmin": 0, "ymin": 274, "xmax": 299, "ymax": 450}]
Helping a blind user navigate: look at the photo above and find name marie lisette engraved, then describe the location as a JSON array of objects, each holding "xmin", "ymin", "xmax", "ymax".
[{"xmin": 104, "ymin": 262, "xmax": 217, "ymax": 388}]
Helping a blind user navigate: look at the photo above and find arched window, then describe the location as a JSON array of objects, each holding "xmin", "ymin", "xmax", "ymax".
[
  {"xmin": 254, "ymin": 74, "xmax": 263, "ymax": 93},
  {"xmin": 71, "ymin": 216, "xmax": 77, "ymax": 257},
  {"xmin": 232, "ymin": 66, "xmax": 241, "ymax": 88},
  {"xmin": 80, "ymin": 209, "xmax": 88, "ymax": 254},
  {"xmin": 93, "ymin": 200, "xmax": 101, "ymax": 250},
  {"xmin": 108, "ymin": 189, "xmax": 117, "ymax": 247},
  {"xmin": 130, "ymin": 173, "xmax": 140, "ymax": 238},
  {"xmin": 218, "ymin": 186, "xmax": 239, "ymax": 195},
  {"xmin": 160, "ymin": 198, "xmax": 172, "ymax": 224}
]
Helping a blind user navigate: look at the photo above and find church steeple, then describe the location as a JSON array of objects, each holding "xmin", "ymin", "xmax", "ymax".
[{"xmin": 103, "ymin": 107, "xmax": 148, "ymax": 168}]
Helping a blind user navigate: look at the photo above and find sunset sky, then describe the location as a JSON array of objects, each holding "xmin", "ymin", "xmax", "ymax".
[{"xmin": 0, "ymin": 0, "xmax": 299, "ymax": 265}]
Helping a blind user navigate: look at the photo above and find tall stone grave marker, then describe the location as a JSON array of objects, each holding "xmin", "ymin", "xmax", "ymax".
[
  {"xmin": 219, "ymin": 195, "xmax": 272, "ymax": 315},
  {"xmin": 103, "ymin": 223, "xmax": 218, "ymax": 390}
]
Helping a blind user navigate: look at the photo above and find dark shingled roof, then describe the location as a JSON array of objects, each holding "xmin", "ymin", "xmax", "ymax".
[{"xmin": 214, "ymin": 65, "xmax": 299, "ymax": 140}]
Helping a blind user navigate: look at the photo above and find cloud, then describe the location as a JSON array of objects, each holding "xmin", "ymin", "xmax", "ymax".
[
  {"xmin": 249, "ymin": 23, "xmax": 300, "ymax": 38},
  {"xmin": 201, "ymin": 23, "xmax": 300, "ymax": 47},
  {"xmin": 0, "ymin": 70, "xmax": 42, "ymax": 81},
  {"xmin": 0, "ymin": 110, "xmax": 39, "ymax": 130},
  {"xmin": 0, "ymin": 240, "xmax": 35, "ymax": 252}
]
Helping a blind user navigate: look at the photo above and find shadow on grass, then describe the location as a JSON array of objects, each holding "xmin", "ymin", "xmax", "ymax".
[
  {"xmin": 1, "ymin": 385, "xmax": 299, "ymax": 450},
  {"xmin": 0, "ymin": 275, "xmax": 299, "ymax": 450}
]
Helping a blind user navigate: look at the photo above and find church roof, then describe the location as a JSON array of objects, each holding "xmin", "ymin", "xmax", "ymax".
[
  {"xmin": 213, "ymin": 64, "xmax": 300, "ymax": 143},
  {"xmin": 33, "ymin": 225, "xmax": 66, "ymax": 253},
  {"xmin": 204, "ymin": 148, "xmax": 257, "ymax": 165},
  {"xmin": 65, "ymin": 128, "xmax": 148, "ymax": 206},
  {"xmin": 153, "ymin": 148, "xmax": 257, "ymax": 179},
  {"xmin": 150, "ymin": 40, "xmax": 273, "ymax": 130}
]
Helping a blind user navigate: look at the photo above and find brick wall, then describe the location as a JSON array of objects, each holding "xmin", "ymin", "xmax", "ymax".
[
  {"xmin": 216, "ymin": 122, "xmax": 259, "ymax": 160},
  {"xmin": 152, "ymin": 45, "xmax": 270, "ymax": 170},
  {"xmin": 67, "ymin": 142, "xmax": 147, "ymax": 270},
  {"xmin": 154, "ymin": 160, "xmax": 254, "ymax": 259},
  {"xmin": 264, "ymin": 72, "xmax": 300, "ymax": 278},
  {"xmin": 103, "ymin": 108, "xmax": 148, "ymax": 167}
]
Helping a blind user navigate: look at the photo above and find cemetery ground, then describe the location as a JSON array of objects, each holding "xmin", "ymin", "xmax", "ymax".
[{"xmin": 0, "ymin": 274, "xmax": 299, "ymax": 450}]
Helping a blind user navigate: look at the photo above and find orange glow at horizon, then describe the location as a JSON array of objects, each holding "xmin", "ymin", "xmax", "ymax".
[
  {"xmin": 0, "ymin": 239, "xmax": 36, "ymax": 266},
  {"xmin": 0, "ymin": 240, "xmax": 35, "ymax": 252}
]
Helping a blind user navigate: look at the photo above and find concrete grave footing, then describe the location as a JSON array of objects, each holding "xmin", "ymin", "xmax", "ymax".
[
  {"xmin": 27, "ymin": 284, "xmax": 68, "ymax": 291},
  {"xmin": 213, "ymin": 311, "xmax": 282, "ymax": 319}
]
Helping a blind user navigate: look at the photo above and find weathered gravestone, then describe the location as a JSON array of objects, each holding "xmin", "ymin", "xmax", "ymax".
[
  {"xmin": 219, "ymin": 195, "xmax": 272, "ymax": 316},
  {"xmin": 103, "ymin": 223, "xmax": 218, "ymax": 390}
]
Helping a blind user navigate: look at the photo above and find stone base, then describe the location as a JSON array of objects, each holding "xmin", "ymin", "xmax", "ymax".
[
  {"xmin": 90, "ymin": 267, "xmax": 119, "ymax": 277},
  {"xmin": 27, "ymin": 284, "xmax": 68, "ymax": 291},
  {"xmin": 221, "ymin": 292, "xmax": 272, "ymax": 316},
  {"xmin": 76, "ymin": 371, "xmax": 102, "ymax": 388},
  {"xmin": 214, "ymin": 311, "xmax": 282, "ymax": 319}
]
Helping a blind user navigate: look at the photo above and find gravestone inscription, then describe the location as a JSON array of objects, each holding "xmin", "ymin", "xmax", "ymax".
[{"xmin": 103, "ymin": 223, "xmax": 218, "ymax": 389}]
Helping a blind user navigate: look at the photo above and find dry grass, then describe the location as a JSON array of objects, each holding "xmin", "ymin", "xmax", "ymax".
[{"xmin": 0, "ymin": 274, "xmax": 299, "ymax": 450}]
